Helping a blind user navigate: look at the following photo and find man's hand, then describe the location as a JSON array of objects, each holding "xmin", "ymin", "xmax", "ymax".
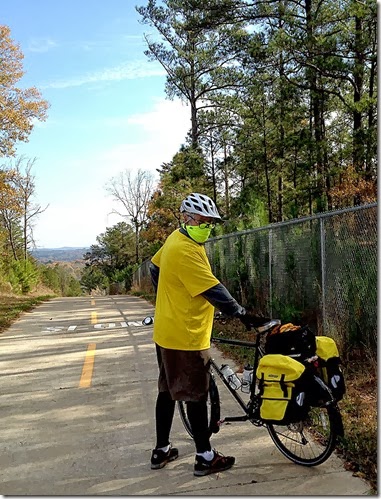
[{"xmin": 239, "ymin": 313, "xmax": 275, "ymax": 331}]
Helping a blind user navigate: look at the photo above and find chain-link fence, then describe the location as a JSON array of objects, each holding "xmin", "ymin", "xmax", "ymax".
[{"xmin": 133, "ymin": 203, "xmax": 377, "ymax": 360}]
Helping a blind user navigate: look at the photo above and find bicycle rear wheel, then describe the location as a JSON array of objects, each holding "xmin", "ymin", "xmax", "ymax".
[
  {"xmin": 178, "ymin": 372, "xmax": 220, "ymax": 438},
  {"xmin": 267, "ymin": 404, "xmax": 343, "ymax": 466}
]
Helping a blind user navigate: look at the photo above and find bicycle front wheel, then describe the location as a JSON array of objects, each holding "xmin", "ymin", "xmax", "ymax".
[
  {"xmin": 267, "ymin": 404, "xmax": 343, "ymax": 466},
  {"xmin": 178, "ymin": 373, "xmax": 220, "ymax": 438}
]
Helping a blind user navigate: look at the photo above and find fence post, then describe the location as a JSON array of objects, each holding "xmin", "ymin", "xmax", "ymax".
[
  {"xmin": 269, "ymin": 229, "xmax": 272, "ymax": 317},
  {"xmin": 320, "ymin": 217, "xmax": 326, "ymax": 335}
]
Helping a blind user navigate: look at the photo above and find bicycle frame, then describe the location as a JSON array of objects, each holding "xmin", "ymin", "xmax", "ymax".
[
  {"xmin": 211, "ymin": 332, "xmax": 337, "ymax": 426},
  {"xmin": 211, "ymin": 333, "xmax": 265, "ymax": 424},
  {"xmin": 178, "ymin": 322, "xmax": 343, "ymax": 467}
]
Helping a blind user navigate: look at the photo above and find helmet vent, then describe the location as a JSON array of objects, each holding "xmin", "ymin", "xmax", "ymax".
[{"xmin": 180, "ymin": 192, "xmax": 221, "ymax": 220}]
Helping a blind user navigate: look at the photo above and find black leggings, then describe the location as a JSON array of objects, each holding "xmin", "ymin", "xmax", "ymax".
[
  {"xmin": 155, "ymin": 392, "xmax": 211, "ymax": 453},
  {"xmin": 186, "ymin": 400, "xmax": 212, "ymax": 453},
  {"xmin": 155, "ymin": 391, "xmax": 175, "ymax": 449}
]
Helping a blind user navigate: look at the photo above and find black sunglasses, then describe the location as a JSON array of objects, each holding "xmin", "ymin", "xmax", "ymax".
[{"xmin": 188, "ymin": 214, "xmax": 216, "ymax": 229}]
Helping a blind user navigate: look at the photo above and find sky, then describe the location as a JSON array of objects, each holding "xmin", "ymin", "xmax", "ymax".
[{"xmin": 2, "ymin": 0, "xmax": 191, "ymax": 248}]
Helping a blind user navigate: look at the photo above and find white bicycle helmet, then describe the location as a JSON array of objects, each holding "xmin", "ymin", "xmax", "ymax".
[{"xmin": 180, "ymin": 192, "xmax": 222, "ymax": 220}]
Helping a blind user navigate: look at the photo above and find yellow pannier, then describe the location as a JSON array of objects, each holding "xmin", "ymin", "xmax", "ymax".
[
  {"xmin": 315, "ymin": 336, "xmax": 345, "ymax": 401},
  {"xmin": 256, "ymin": 354, "xmax": 310, "ymax": 424}
]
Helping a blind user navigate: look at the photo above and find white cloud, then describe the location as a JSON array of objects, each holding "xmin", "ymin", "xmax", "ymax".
[
  {"xmin": 98, "ymin": 98, "xmax": 191, "ymax": 175},
  {"xmin": 28, "ymin": 37, "xmax": 57, "ymax": 53},
  {"xmin": 33, "ymin": 98, "xmax": 190, "ymax": 248},
  {"xmin": 42, "ymin": 60, "xmax": 166, "ymax": 89},
  {"xmin": 127, "ymin": 98, "xmax": 190, "ymax": 131},
  {"xmin": 33, "ymin": 196, "xmax": 121, "ymax": 248}
]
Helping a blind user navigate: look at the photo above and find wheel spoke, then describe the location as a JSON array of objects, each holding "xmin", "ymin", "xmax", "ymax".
[{"xmin": 267, "ymin": 405, "xmax": 341, "ymax": 466}]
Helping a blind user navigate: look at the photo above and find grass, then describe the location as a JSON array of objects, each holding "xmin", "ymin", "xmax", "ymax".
[
  {"xmin": 130, "ymin": 289, "xmax": 156, "ymax": 303},
  {"xmin": 212, "ymin": 316, "xmax": 377, "ymax": 494},
  {"xmin": 0, "ymin": 293, "xmax": 54, "ymax": 334},
  {"xmin": 336, "ymin": 368, "xmax": 377, "ymax": 492}
]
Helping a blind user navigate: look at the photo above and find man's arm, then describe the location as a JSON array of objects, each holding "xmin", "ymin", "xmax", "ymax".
[
  {"xmin": 202, "ymin": 283, "xmax": 246, "ymax": 317},
  {"xmin": 149, "ymin": 262, "xmax": 160, "ymax": 293}
]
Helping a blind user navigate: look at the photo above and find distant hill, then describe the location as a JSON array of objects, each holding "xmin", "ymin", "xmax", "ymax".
[{"xmin": 31, "ymin": 247, "xmax": 89, "ymax": 263}]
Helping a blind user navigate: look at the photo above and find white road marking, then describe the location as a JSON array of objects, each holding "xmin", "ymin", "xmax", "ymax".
[
  {"xmin": 94, "ymin": 323, "xmax": 116, "ymax": 329},
  {"xmin": 44, "ymin": 322, "xmax": 145, "ymax": 333}
]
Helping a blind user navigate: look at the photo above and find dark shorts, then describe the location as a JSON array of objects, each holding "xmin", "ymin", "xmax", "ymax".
[{"xmin": 155, "ymin": 344, "xmax": 211, "ymax": 402}]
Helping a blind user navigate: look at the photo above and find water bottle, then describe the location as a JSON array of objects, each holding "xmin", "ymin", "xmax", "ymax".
[
  {"xmin": 220, "ymin": 364, "xmax": 241, "ymax": 390},
  {"xmin": 241, "ymin": 364, "xmax": 254, "ymax": 393}
]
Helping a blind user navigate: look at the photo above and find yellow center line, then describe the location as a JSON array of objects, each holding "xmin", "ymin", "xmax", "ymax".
[
  {"xmin": 79, "ymin": 343, "xmax": 96, "ymax": 388},
  {"xmin": 91, "ymin": 311, "xmax": 97, "ymax": 324}
]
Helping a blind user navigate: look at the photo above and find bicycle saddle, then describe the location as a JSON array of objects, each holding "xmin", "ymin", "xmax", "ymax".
[{"xmin": 251, "ymin": 318, "xmax": 281, "ymax": 333}]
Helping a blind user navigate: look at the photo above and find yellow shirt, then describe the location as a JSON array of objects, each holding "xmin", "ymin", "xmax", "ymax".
[{"xmin": 151, "ymin": 229, "xmax": 219, "ymax": 350}]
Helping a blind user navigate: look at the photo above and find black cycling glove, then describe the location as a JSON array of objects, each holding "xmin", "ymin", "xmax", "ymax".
[
  {"xmin": 239, "ymin": 313, "xmax": 272, "ymax": 331},
  {"xmin": 239, "ymin": 313, "xmax": 256, "ymax": 330}
]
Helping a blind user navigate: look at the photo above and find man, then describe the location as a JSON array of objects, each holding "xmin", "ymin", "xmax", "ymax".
[{"xmin": 149, "ymin": 192, "xmax": 253, "ymax": 477}]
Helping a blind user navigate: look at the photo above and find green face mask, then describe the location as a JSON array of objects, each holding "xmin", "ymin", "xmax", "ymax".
[{"xmin": 182, "ymin": 223, "xmax": 212, "ymax": 244}]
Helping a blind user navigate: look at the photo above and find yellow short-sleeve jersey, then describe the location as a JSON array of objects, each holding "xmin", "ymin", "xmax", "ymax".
[{"xmin": 151, "ymin": 229, "xmax": 219, "ymax": 350}]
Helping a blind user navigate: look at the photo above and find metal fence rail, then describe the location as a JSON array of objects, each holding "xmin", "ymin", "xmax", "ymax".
[{"xmin": 133, "ymin": 203, "xmax": 377, "ymax": 358}]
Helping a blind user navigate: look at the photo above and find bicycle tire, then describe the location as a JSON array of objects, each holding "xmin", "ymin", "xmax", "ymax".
[
  {"xmin": 267, "ymin": 403, "xmax": 343, "ymax": 466},
  {"xmin": 178, "ymin": 372, "xmax": 220, "ymax": 438}
]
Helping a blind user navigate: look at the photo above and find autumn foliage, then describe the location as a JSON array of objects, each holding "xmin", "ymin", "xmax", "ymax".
[{"xmin": 0, "ymin": 25, "xmax": 49, "ymax": 157}]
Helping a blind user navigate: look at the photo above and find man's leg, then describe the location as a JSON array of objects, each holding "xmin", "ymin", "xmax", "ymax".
[
  {"xmin": 186, "ymin": 399, "xmax": 235, "ymax": 476},
  {"xmin": 151, "ymin": 345, "xmax": 178, "ymax": 469},
  {"xmin": 155, "ymin": 390, "xmax": 176, "ymax": 448},
  {"xmin": 185, "ymin": 400, "xmax": 211, "ymax": 452}
]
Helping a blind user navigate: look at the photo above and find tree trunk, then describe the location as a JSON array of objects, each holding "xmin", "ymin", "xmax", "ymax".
[
  {"xmin": 223, "ymin": 142, "xmax": 230, "ymax": 217},
  {"xmin": 305, "ymin": 0, "xmax": 326, "ymax": 212},
  {"xmin": 189, "ymin": 56, "xmax": 198, "ymax": 147},
  {"xmin": 277, "ymin": 175, "xmax": 283, "ymax": 221},
  {"xmin": 209, "ymin": 132, "xmax": 217, "ymax": 203},
  {"xmin": 262, "ymin": 99, "xmax": 273, "ymax": 223},
  {"xmin": 135, "ymin": 226, "xmax": 139, "ymax": 264},
  {"xmin": 366, "ymin": 39, "xmax": 376, "ymax": 177},
  {"xmin": 352, "ymin": 15, "xmax": 365, "ymax": 173}
]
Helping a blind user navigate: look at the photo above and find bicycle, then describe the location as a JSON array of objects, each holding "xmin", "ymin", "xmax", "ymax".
[{"xmin": 176, "ymin": 316, "xmax": 344, "ymax": 467}]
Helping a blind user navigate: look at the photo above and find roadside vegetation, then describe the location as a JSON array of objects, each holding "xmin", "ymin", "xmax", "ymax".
[{"xmin": 0, "ymin": 293, "xmax": 53, "ymax": 334}]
